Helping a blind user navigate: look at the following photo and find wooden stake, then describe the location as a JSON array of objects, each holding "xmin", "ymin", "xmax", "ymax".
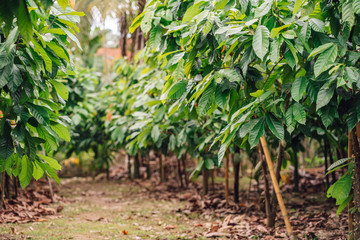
[{"xmin": 260, "ymin": 136, "xmax": 293, "ymax": 236}]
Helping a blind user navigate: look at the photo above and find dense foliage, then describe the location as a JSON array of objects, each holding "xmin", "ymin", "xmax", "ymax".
[{"xmin": 0, "ymin": 0, "xmax": 82, "ymax": 188}]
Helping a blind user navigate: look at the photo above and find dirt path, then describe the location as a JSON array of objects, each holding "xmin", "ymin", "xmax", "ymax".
[{"xmin": 0, "ymin": 178, "xmax": 207, "ymax": 240}]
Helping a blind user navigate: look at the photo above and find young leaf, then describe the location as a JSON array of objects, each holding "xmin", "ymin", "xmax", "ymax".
[
  {"xmin": 37, "ymin": 154, "xmax": 62, "ymax": 170},
  {"xmin": 50, "ymin": 79, "xmax": 69, "ymax": 100}
]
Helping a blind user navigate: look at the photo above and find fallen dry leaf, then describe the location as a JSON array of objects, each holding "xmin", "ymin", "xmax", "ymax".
[{"xmin": 122, "ymin": 230, "xmax": 128, "ymax": 235}]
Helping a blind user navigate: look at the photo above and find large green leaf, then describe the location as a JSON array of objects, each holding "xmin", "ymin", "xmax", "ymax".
[
  {"xmin": 28, "ymin": 103, "xmax": 50, "ymax": 125},
  {"xmin": 19, "ymin": 155, "xmax": 33, "ymax": 189},
  {"xmin": 197, "ymin": 82, "xmax": 215, "ymax": 116},
  {"xmin": 265, "ymin": 113, "xmax": 284, "ymax": 140},
  {"xmin": 253, "ymin": 25, "xmax": 270, "ymax": 60},
  {"xmin": 248, "ymin": 118, "xmax": 265, "ymax": 148},
  {"xmin": 309, "ymin": 18, "xmax": 325, "ymax": 32},
  {"xmin": 314, "ymin": 45, "xmax": 338, "ymax": 77},
  {"xmin": 254, "ymin": 0, "xmax": 273, "ymax": 18},
  {"xmin": 354, "ymin": 0, "xmax": 360, "ymax": 14},
  {"xmin": 17, "ymin": 0, "xmax": 33, "ymax": 43},
  {"xmin": 50, "ymin": 121, "xmax": 70, "ymax": 142},
  {"xmin": 342, "ymin": 0, "xmax": 355, "ymax": 26},
  {"xmin": 328, "ymin": 174, "xmax": 353, "ymax": 205},
  {"xmin": 37, "ymin": 154, "xmax": 62, "ymax": 170},
  {"xmin": 50, "ymin": 79, "xmax": 69, "ymax": 100},
  {"xmin": 291, "ymin": 77, "xmax": 307, "ymax": 102},
  {"xmin": 316, "ymin": 83, "xmax": 335, "ymax": 111}
]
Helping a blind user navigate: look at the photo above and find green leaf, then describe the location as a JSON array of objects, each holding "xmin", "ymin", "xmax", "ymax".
[
  {"xmin": 254, "ymin": 0, "xmax": 273, "ymax": 18},
  {"xmin": 308, "ymin": 43, "xmax": 334, "ymax": 58},
  {"xmin": 19, "ymin": 155, "xmax": 33, "ymax": 189},
  {"xmin": 342, "ymin": 0, "xmax": 355, "ymax": 26},
  {"xmin": 316, "ymin": 83, "xmax": 335, "ymax": 111},
  {"xmin": 314, "ymin": 45, "xmax": 338, "ymax": 77},
  {"xmin": 354, "ymin": 0, "xmax": 360, "ymax": 14},
  {"xmin": 58, "ymin": 0, "xmax": 69, "ymax": 10},
  {"xmin": 149, "ymin": 25, "xmax": 162, "ymax": 50},
  {"xmin": 151, "ymin": 125, "xmax": 160, "ymax": 142},
  {"xmin": 197, "ymin": 82, "xmax": 215, "ymax": 116},
  {"xmin": 291, "ymin": 77, "xmax": 307, "ymax": 102},
  {"xmin": 47, "ymin": 41, "xmax": 69, "ymax": 62},
  {"xmin": 293, "ymin": 0, "xmax": 305, "ymax": 15},
  {"xmin": 266, "ymin": 113, "xmax": 284, "ymax": 140},
  {"xmin": 32, "ymin": 160, "xmax": 44, "ymax": 180},
  {"xmin": 293, "ymin": 103, "xmax": 306, "ymax": 124},
  {"xmin": 6, "ymin": 64, "xmax": 23, "ymax": 92},
  {"xmin": 130, "ymin": 11, "xmax": 147, "ymax": 33},
  {"xmin": 248, "ymin": 118, "xmax": 265, "ymax": 148},
  {"xmin": 50, "ymin": 79, "xmax": 69, "ymax": 100},
  {"xmin": 183, "ymin": 3, "xmax": 202, "ymax": 23},
  {"xmin": 28, "ymin": 103, "xmax": 50, "ymax": 125},
  {"xmin": 253, "ymin": 25, "xmax": 270, "ymax": 60},
  {"xmin": 203, "ymin": 12, "xmax": 214, "ymax": 35},
  {"xmin": 309, "ymin": 18, "xmax": 325, "ymax": 32},
  {"xmin": 0, "ymin": 136, "xmax": 14, "ymax": 160},
  {"xmin": 336, "ymin": 194, "xmax": 353, "ymax": 216},
  {"xmin": 168, "ymin": 80, "xmax": 187, "ymax": 100},
  {"xmin": 0, "ymin": 65, "xmax": 11, "ymax": 88},
  {"xmin": 270, "ymin": 25, "xmax": 289, "ymax": 38},
  {"xmin": 329, "ymin": 175, "xmax": 353, "ymax": 205},
  {"xmin": 50, "ymin": 122, "xmax": 70, "ymax": 142},
  {"xmin": 17, "ymin": 0, "xmax": 33, "ymax": 43},
  {"xmin": 140, "ymin": 11, "xmax": 154, "ymax": 34},
  {"xmin": 30, "ymin": 39, "xmax": 52, "ymax": 72},
  {"xmin": 328, "ymin": 157, "xmax": 354, "ymax": 171},
  {"xmin": 37, "ymin": 154, "xmax": 62, "ymax": 170},
  {"xmin": 318, "ymin": 105, "xmax": 336, "ymax": 128}
]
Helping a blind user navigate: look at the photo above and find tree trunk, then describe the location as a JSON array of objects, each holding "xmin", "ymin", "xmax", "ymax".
[
  {"xmin": 348, "ymin": 130, "xmax": 354, "ymax": 240},
  {"xmin": 127, "ymin": 154, "xmax": 132, "ymax": 179},
  {"xmin": 293, "ymin": 149, "xmax": 299, "ymax": 193},
  {"xmin": 120, "ymin": 12, "xmax": 127, "ymax": 57},
  {"xmin": 225, "ymin": 149, "xmax": 230, "ymax": 205},
  {"xmin": 323, "ymin": 140, "xmax": 330, "ymax": 190},
  {"xmin": 177, "ymin": 157, "xmax": 183, "ymax": 188},
  {"xmin": 351, "ymin": 127, "xmax": 360, "ymax": 239},
  {"xmin": 202, "ymin": 169, "xmax": 209, "ymax": 195},
  {"xmin": 325, "ymin": 139, "xmax": 337, "ymax": 184},
  {"xmin": 146, "ymin": 154, "xmax": 151, "ymax": 179},
  {"xmin": 259, "ymin": 144, "xmax": 272, "ymax": 227},
  {"xmin": 160, "ymin": 153, "xmax": 165, "ymax": 183},
  {"xmin": 233, "ymin": 149, "xmax": 240, "ymax": 203},
  {"xmin": 181, "ymin": 154, "xmax": 188, "ymax": 187},
  {"xmin": 134, "ymin": 151, "xmax": 140, "ymax": 179}
]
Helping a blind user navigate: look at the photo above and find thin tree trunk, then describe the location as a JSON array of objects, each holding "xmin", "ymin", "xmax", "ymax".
[
  {"xmin": 260, "ymin": 136, "xmax": 293, "ymax": 237},
  {"xmin": 146, "ymin": 154, "xmax": 151, "ymax": 179},
  {"xmin": 326, "ymin": 140, "xmax": 336, "ymax": 184},
  {"xmin": 181, "ymin": 154, "xmax": 188, "ymax": 187},
  {"xmin": 127, "ymin": 154, "xmax": 132, "ymax": 179},
  {"xmin": 211, "ymin": 169, "xmax": 215, "ymax": 191},
  {"xmin": 225, "ymin": 149, "xmax": 230, "ymax": 205},
  {"xmin": 47, "ymin": 176, "xmax": 54, "ymax": 202},
  {"xmin": 202, "ymin": 169, "xmax": 209, "ymax": 195},
  {"xmin": 323, "ymin": 140, "xmax": 330, "ymax": 190},
  {"xmin": 134, "ymin": 151, "xmax": 140, "ymax": 179},
  {"xmin": 160, "ymin": 153, "xmax": 165, "ymax": 183},
  {"xmin": 0, "ymin": 172, "xmax": 5, "ymax": 210},
  {"xmin": 177, "ymin": 157, "xmax": 183, "ymax": 188},
  {"xmin": 233, "ymin": 149, "xmax": 240, "ymax": 203},
  {"xmin": 12, "ymin": 177, "xmax": 18, "ymax": 199},
  {"xmin": 350, "ymin": 127, "xmax": 360, "ymax": 239},
  {"xmin": 348, "ymin": 130, "xmax": 354, "ymax": 240},
  {"xmin": 120, "ymin": 13, "xmax": 127, "ymax": 57},
  {"xmin": 259, "ymin": 144, "xmax": 272, "ymax": 227},
  {"xmin": 293, "ymin": 149, "xmax": 299, "ymax": 193}
]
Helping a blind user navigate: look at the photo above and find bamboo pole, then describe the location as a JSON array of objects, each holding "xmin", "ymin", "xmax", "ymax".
[
  {"xmin": 260, "ymin": 136, "xmax": 293, "ymax": 236},
  {"xmin": 348, "ymin": 130, "xmax": 354, "ymax": 240}
]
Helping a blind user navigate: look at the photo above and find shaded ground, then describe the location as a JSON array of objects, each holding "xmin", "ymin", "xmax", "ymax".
[
  {"xmin": 0, "ymin": 178, "xmax": 208, "ymax": 240},
  {"xmin": 0, "ymin": 167, "xmax": 348, "ymax": 239}
]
